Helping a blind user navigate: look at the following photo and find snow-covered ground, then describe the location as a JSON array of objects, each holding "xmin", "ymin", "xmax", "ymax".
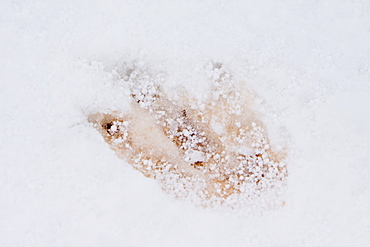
[{"xmin": 1, "ymin": 1, "xmax": 369, "ymax": 246}]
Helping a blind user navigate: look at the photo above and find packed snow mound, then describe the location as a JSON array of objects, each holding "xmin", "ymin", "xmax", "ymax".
[{"xmin": 88, "ymin": 62, "xmax": 288, "ymax": 210}]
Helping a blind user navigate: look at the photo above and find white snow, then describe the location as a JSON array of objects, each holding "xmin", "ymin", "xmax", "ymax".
[{"xmin": 1, "ymin": 0, "xmax": 370, "ymax": 246}]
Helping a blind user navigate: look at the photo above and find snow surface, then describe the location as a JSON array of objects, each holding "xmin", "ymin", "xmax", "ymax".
[{"xmin": 1, "ymin": 0, "xmax": 370, "ymax": 246}]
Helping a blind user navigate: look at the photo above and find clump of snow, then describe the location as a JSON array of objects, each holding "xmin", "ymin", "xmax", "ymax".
[{"xmin": 89, "ymin": 63, "xmax": 288, "ymax": 210}]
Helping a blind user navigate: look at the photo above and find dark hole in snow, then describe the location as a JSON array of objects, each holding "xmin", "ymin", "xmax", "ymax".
[{"xmin": 102, "ymin": 122, "xmax": 113, "ymax": 133}]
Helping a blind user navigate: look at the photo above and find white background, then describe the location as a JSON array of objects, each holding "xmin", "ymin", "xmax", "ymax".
[{"xmin": 1, "ymin": 0, "xmax": 369, "ymax": 246}]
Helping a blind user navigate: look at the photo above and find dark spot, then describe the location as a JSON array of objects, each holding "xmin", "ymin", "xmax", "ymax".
[
  {"xmin": 182, "ymin": 109, "xmax": 187, "ymax": 117},
  {"xmin": 191, "ymin": 161, "xmax": 204, "ymax": 169},
  {"xmin": 102, "ymin": 122, "xmax": 113, "ymax": 132}
]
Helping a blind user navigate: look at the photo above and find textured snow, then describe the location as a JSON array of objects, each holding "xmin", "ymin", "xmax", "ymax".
[
  {"xmin": 1, "ymin": 0, "xmax": 370, "ymax": 246},
  {"xmin": 88, "ymin": 65, "xmax": 288, "ymax": 209}
]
